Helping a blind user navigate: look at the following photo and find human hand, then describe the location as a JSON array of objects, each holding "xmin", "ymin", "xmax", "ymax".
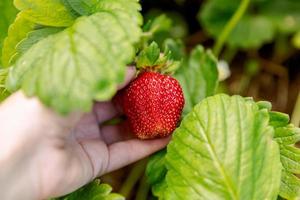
[{"xmin": 0, "ymin": 67, "xmax": 170, "ymax": 200}]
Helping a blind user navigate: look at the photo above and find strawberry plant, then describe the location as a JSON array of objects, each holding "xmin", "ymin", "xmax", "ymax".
[{"xmin": 1, "ymin": 0, "xmax": 300, "ymax": 200}]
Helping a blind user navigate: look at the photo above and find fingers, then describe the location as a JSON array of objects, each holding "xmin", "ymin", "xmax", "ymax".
[
  {"xmin": 94, "ymin": 67, "xmax": 136, "ymax": 123},
  {"xmin": 105, "ymin": 137, "xmax": 171, "ymax": 174},
  {"xmin": 78, "ymin": 139, "xmax": 110, "ymax": 178},
  {"xmin": 100, "ymin": 123, "xmax": 133, "ymax": 144},
  {"xmin": 93, "ymin": 102, "xmax": 120, "ymax": 123}
]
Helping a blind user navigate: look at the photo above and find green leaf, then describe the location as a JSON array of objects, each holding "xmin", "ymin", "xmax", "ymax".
[
  {"xmin": 259, "ymin": 0, "xmax": 300, "ymax": 34},
  {"xmin": 0, "ymin": 68, "xmax": 10, "ymax": 101},
  {"xmin": 54, "ymin": 179, "xmax": 124, "ymax": 200},
  {"xmin": 175, "ymin": 45, "xmax": 218, "ymax": 115},
  {"xmin": 163, "ymin": 39, "xmax": 185, "ymax": 61},
  {"xmin": 16, "ymin": 27, "xmax": 63, "ymax": 55},
  {"xmin": 14, "ymin": 0, "xmax": 76, "ymax": 27},
  {"xmin": 144, "ymin": 11, "xmax": 188, "ymax": 47},
  {"xmin": 6, "ymin": 3, "xmax": 142, "ymax": 114},
  {"xmin": 199, "ymin": 0, "xmax": 274, "ymax": 49},
  {"xmin": 63, "ymin": 0, "xmax": 99, "ymax": 16},
  {"xmin": 146, "ymin": 150, "xmax": 168, "ymax": 186},
  {"xmin": 0, "ymin": 0, "xmax": 18, "ymax": 67},
  {"xmin": 2, "ymin": 12, "xmax": 36, "ymax": 67},
  {"xmin": 94, "ymin": 0, "xmax": 143, "ymax": 25},
  {"xmin": 146, "ymin": 150, "xmax": 169, "ymax": 199},
  {"xmin": 269, "ymin": 110, "xmax": 300, "ymax": 199},
  {"xmin": 158, "ymin": 94, "xmax": 281, "ymax": 199}
]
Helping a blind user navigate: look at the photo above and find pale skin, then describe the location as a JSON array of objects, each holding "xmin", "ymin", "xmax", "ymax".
[{"xmin": 0, "ymin": 67, "xmax": 170, "ymax": 200}]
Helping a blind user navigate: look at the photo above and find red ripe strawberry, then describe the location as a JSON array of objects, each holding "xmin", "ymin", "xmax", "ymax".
[{"xmin": 120, "ymin": 71, "xmax": 184, "ymax": 139}]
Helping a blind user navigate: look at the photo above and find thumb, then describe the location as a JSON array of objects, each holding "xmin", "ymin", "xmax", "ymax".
[{"xmin": 0, "ymin": 92, "xmax": 82, "ymax": 137}]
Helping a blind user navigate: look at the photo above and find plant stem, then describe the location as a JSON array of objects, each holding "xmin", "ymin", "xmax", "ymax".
[
  {"xmin": 119, "ymin": 158, "xmax": 148, "ymax": 198},
  {"xmin": 213, "ymin": 0, "xmax": 250, "ymax": 57},
  {"xmin": 291, "ymin": 92, "xmax": 300, "ymax": 127},
  {"xmin": 135, "ymin": 173, "xmax": 150, "ymax": 200}
]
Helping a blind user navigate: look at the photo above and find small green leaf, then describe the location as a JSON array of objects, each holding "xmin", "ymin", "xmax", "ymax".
[
  {"xmin": 269, "ymin": 111, "xmax": 290, "ymax": 128},
  {"xmin": 144, "ymin": 10, "xmax": 188, "ymax": 46},
  {"xmin": 0, "ymin": 68, "xmax": 10, "ymax": 101},
  {"xmin": 175, "ymin": 45, "xmax": 219, "ymax": 115},
  {"xmin": 2, "ymin": 12, "xmax": 36, "ymax": 67},
  {"xmin": 145, "ymin": 14, "xmax": 172, "ymax": 34},
  {"xmin": 0, "ymin": 0, "xmax": 18, "ymax": 66},
  {"xmin": 54, "ymin": 179, "xmax": 124, "ymax": 200},
  {"xmin": 269, "ymin": 110, "xmax": 300, "ymax": 199},
  {"xmin": 163, "ymin": 39, "xmax": 185, "ymax": 61},
  {"xmin": 159, "ymin": 94, "xmax": 281, "ymax": 199},
  {"xmin": 6, "ymin": 4, "xmax": 142, "ymax": 114},
  {"xmin": 136, "ymin": 42, "xmax": 161, "ymax": 68},
  {"xmin": 14, "ymin": 0, "xmax": 76, "ymax": 27}
]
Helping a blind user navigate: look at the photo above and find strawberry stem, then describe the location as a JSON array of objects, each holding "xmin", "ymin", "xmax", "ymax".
[
  {"xmin": 291, "ymin": 92, "xmax": 300, "ymax": 127},
  {"xmin": 119, "ymin": 158, "xmax": 148, "ymax": 198},
  {"xmin": 135, "ymin": 173, "xmax": 150, "ymax": 200},
  {"xmin": 213, "ymin": 0, "xmax": 250, "ymax": 57}
]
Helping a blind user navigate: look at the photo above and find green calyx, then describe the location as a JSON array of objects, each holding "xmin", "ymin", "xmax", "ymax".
[{"xmin": 136, "ymin": 42, "xmax": 180, "ymax": 74}]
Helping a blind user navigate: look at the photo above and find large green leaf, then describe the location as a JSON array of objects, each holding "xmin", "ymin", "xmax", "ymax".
[
  {"xmin": 2, "ymin": 0, "xmax": 81, "ymax": 67},
  {"xmin": 156, "ymin": 94, "xmax": 281, "ymax": 199},
  {"xmin": 0, "ymin": 0, "xmax": 18, "ymax": 67},
  {"xmin": 6, "ymin": 1, "xmax": 142, "ymax": 114},
  {"xmin": 14, "ymin": 0, "xmax": 76, "ymax": 27},
  {"xmin": 270, "ymin": 111, "xmax": 300, "ymax": 199},
  {"xmin": 54, "ymin": 179, "xmax": 124, "ymax": 200},
  {"xmin": 16, "ymin": 27, "xmax": 63, "ymax": 56},
  {"xmin": 64, "ymin": 0, "xmax": 143, "ymax": 25},
  {"xmin": 175, "ymin": 46, "xmax": 218, "ymax": 115}
]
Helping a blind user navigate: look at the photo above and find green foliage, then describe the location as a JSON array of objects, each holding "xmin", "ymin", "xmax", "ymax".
[
  {"xmin": 2, "ymin": 13, "xmax": 36, "ymax": 67},
  {"xmin": 0, "ymin": 68, "xmax": 10, "ymax": 101},
  {"xmin": 62, "ymin": 0, "xmax": 100, "ymax": 16},
  {"xmin": 259, "ymin": 0, "xmax": 300, "ymax": 34},
  {"xmin": 14, "ymin": 0, "xmax": 76, "ymax": 27},
  {"xmin": 270, "ymin": 111, "xmax": 300, "ymax": 199},
  {"xmin": 292, "ymin": 31, "xmax": 300, "ymax": 49},
  {"xmin": 54, "ymin": 179, "xmax": 124, "ymax": 200},
  {"xmin": 64, "ymin": 0, "xmax": 143, "ymax": 26},
  {"xmin": 199, "ymin": 0, "xmax": 300, "ymax": 49},
  {"xmin": 175, "ymin": 45, "xmax": 219, "ymax": 115},
  {"xmin": 0, "ymin": 0, "xmax": 18, "ymax": 67},
  {"xmin": 16, "ymin": 27, "xmax": 63, "ymax": 55},
  {"xmin": 6, "ymin": 0, "xmax": 142, "ymax": 114},
  {"xmin": 144, "ymin": 10, "xmax": 188, "ymax": 47},
  {"xmin": 146, "ymin": 150, "xmax": 167, "ymax": 186},
  {"xmin": 148, "ymin": 94, "xmax": 281, "ymax": 199}
]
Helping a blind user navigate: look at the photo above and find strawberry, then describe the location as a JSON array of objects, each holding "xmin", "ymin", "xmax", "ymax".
[{"xmin": 119, "ymin": 71, "xmax": 184, "ymax": 139}]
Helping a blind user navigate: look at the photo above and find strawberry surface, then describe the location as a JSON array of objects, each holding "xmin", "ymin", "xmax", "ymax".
[{"xmin": 121, "ymin": 71, "xmax": 184, "ymax": 139}]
